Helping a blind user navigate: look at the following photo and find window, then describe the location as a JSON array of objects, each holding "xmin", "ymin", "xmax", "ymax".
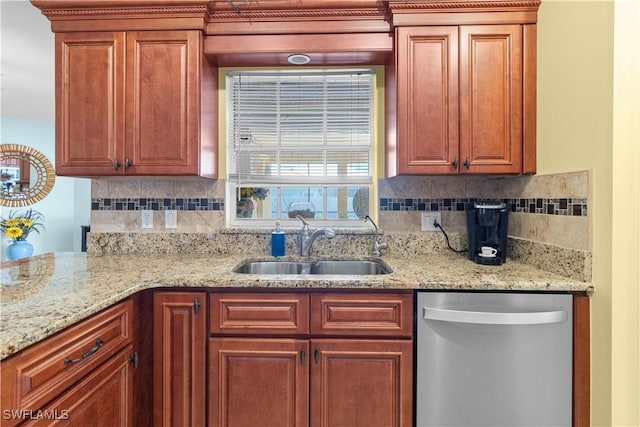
[{"xmin": 226, "ymin": 68, "xmax": 377, "ymax": 226}]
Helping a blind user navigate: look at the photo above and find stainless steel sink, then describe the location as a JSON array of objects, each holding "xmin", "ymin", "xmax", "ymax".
[
  {"xmin": 309, "ymin": 260, "xmax": 391, "ymax": 275},
  {"xmin": 233, "ymin": 261, "xmax": 308, "ymax": 275},
  {"xmin": 232, "ymin": 259, "xmax": 392, "ymax": 275}
]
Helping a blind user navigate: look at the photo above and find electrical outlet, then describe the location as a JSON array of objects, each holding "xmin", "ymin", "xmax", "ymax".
[
  {"xmin": 421, "ymin": 212, "xmax": 441, "ymax": 232},
  {"xmin": 141, "ymin": 210, "xmax": 153, "ymax": 229},
  {"xmin": 165, "ymin": 210, "xmax": 177, "ymax": 229}
]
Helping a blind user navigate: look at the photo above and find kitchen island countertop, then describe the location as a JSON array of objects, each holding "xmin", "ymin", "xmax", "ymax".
[{"xmin": 0, "ymin": 251, "xmax": 592, "ymax": 359}]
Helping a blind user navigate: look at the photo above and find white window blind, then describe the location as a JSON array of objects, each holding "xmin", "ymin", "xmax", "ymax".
[{"xmin": 227, "ymin": 69, "xmax": 374, "ymax": 187}]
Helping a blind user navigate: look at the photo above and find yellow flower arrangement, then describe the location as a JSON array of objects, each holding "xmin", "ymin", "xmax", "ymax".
[
  {"xmin": 1, "ymin": 209, "xmax": 45, "ymax": 241},
  {"xmin": 240, "ymin": 187, "xmax": 269, "ymax": 200}
]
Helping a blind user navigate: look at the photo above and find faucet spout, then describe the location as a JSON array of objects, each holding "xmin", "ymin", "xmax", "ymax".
[
  {"xmin": 364, "ymin": 215, "xmax": 388, "ymax": 256},
  {"xmin": 300, "ymin": 227, "xmax": 335, "ymax": 257}
]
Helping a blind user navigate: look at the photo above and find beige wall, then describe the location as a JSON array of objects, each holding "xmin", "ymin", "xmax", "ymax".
[
  {"xmin": 611, "ymin": 0, "xmax": 640, "ymax": 424},
  {"xmin": 537, "ymin": 1, "xmax": 639, "ymax": 425}
]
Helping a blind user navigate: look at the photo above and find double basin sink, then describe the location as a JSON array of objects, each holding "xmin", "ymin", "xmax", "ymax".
[{"xmin": 233, "ymin": 259, "xmax": 392, "ymax": 275}]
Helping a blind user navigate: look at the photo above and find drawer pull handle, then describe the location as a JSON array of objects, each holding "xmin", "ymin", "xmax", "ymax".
[
  {"xmin": 64, "ymin": 338, "xmax": 104, "ymax": 365},
  {"xmin": 113, "ymin": 159, "xmax": 120, "ymax": 170},
  {"xmin": 464, "ymin": 157, "xmax": 470, "ymax": 169},
  {"xmin": 124, "ymin": 158, "xmax": 131, "ymax": 170},
  {"xmin": 452, "ymin": 157, "xmax": 458, "ymax": 169},
  {"xmin": 314, "ymin": 348, "xmax": 320, "ymax": 365},
  {"xmin": 300, "ymin": 349, "xmax": 305, "ymax": 365}
]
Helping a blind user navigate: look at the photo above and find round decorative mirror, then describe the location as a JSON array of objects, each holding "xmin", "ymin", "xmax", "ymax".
[{"xmin": 0, "ymin": 144, "xmax": 55, "ymax": 207}]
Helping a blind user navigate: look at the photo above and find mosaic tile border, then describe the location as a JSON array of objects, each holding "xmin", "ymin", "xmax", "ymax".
[
  {"xmin": 92, "ymin": 198, "xmax": 224, "ymax": 211},
  {"xmin": 93, "ymin": 197, "xmax": 588, "ymax": 216},
  {"xmin": 379, "ymin": 198, "xmax": 588, "ymax": 216}
]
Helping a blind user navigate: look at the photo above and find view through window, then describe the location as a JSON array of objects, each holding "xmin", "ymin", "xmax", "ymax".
[{"xmin": 226, "ymin": 68, "xmax": 376, "ymax": 225}]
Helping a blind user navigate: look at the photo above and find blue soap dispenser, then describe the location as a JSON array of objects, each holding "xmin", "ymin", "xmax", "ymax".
[{"xmin": 271, "ymin": 221, "xmax": 285, "ymax": 257}]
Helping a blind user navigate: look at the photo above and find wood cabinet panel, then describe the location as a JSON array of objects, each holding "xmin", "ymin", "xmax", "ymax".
[
  {"xmin": 573, "ymin": 295, "xmax": 590, "ymax": 427},
  {"xmin": 0, "ymin": 300, "xmax": 133, "ymax": 424},
  {"xmin": 125, "ymin": 31, "xmax": 201, "ymax": 175},
  {"xmin": 153, "ymin": 292, "xmax": 206, "ymax": 427},
  {"xmin": 209, "ymin": 338, "xmax": 310, "ymax": 427},
  {"xmin": 22, "ymin": 346, "xmax": 135, "ymax": 427},
  {"xmin": 55, "ymin": 32, "xmax": 125, "ymax": 176},
  {"xmin": 310, "ymin": 339, "xmax": 413, "ymax": 427},
  {"xmin": 310, "ymin": 292, "xmax": 413, "ymax": 337},
  {"xmin": 210, "ymin": 292, "xmax": 310, "ymax": 336},
  {"xmin": 396, "ymin": 26, "xmax": 459, "ymax": 174},
  {"xmin": 459, "ymin": 25, "xmax": 523, "ymax": 174}
]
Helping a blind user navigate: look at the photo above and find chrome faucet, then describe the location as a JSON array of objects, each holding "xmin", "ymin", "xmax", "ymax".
[
  {"xmin": 296, "ymin": 215, "xmax": 336, "ymax": 257},
  {"xmin": 364, "ymin": 215, "xmax": 388, "ymax": 256}
]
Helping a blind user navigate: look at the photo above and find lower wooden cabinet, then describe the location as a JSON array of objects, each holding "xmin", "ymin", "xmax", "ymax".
[
  {"xmin": 0, "ymin": 300, "xmax": 135, "ymax": 427},
  {"xmin": 310, "ymin": 339, "xmax": 413, "ymax": 427},
  {"xmin": 208, "ymin": 291, "xmax": 414, "ymax": 427},
  {"xmin": 209, "ymin": 338, "xmax": 310, "ymax": 427},
  {"xmin": 152, "ymin": 292, "xmax": 207, "ymax": 427},
  {"xmin": 22, "ymin": 346, "xmax": 135, "ymax": 427}
]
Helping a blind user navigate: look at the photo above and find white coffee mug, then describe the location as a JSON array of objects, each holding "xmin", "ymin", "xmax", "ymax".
[{"xmin": 480, "ymin": 246, "xmax": 498, "ymax": 257}]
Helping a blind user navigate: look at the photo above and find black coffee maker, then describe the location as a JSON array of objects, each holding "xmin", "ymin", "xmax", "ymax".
[{"xmin": 466, "ymin": 201, "xmax": 509, "ymax": 265}]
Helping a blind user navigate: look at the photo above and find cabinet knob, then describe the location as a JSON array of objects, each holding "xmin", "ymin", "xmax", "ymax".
[
  {"xmin": 113, "ymin": 159, "xmax": 120, "ymax": 170},
  {"xmin": 464, "ymin": 157, "xmax": 470, "ymax": 169},
  {"xmin": 300, "ymin": 349, "xmax": 305, "ymax": 365},
  {"xmin": 452, "ymin": 157, "xmax": 458, "ymax": 169},
  {"xmin": 314, "ymin": 348, "xmax": 320, "ymax": 365},
  {"xmin": 129, "ymin": 352, "xmax": 139, "ymax": 369},
  {"xmin": 124, "ymin": 158, "xmax": 131, "ymax": 170}
]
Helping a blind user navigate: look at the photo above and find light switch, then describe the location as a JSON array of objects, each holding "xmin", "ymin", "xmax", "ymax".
[
  {"xmin": 141, "ymin": 210, "xmax": 153, "ymax": 229},
  {"xmin": 165, "ymin": 210, "xmax": 177, "ymax": 229}
]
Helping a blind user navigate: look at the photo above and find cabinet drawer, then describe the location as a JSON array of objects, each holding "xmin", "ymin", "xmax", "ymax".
[
  {"xmin": 210, "ymin": 293, "xmax": 309, "ymax": 336},
  {"xmin": 310, "ymin": 292, "xmax": 413, "ymax": 337},
  {"xmin": 22, "ymin": 345, "xmax": 134, "ymax": 427},
  {"xmin": 0, "ymin": 300, "xmax": 133, "ymax": 420}
]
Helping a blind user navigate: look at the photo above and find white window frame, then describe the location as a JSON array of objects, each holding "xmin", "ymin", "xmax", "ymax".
[{"xmin": 225, "ymin": 67, "xmax": 380, "ymax": 229}]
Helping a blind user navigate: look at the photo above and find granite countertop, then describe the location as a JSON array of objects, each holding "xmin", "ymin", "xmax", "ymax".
[{"xmin": 0, "ymin": 251, "xmax": 592, "ymax": 359}]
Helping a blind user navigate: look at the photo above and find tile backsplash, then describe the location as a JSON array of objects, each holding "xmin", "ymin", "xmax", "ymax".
[{"xmin": 90, "ymin": 170, "xmax": 591, "ymax": 252}]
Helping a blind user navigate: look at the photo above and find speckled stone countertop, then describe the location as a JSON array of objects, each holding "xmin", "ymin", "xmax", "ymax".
[{"xmin": 0, "ymin": 249, "xmax": 592, "ymax": 359}]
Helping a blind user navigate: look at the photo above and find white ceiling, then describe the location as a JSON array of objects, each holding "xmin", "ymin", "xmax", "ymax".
[{"xmin": 1, "ymin": 0, "xmax": 55, "ymax": 122}]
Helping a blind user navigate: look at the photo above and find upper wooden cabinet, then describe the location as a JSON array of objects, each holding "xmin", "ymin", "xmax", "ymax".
[
  {"xmin": 387, "ymin": 0, "xmax": 539, "ymax": 176},
  {"xmin": 55, "ymin": 30, "xmax": 215, "ymax": 177},
  {"xmin": 32, "ymin": 1, "xmax": 216, "ymax": 178},
  {"xmin": 394, "ymin": 24, "xmax": 534, "ymax": 175},
  {"xmin": 33, "ymin": 0, "xmax": 539, "ymax": 177}
]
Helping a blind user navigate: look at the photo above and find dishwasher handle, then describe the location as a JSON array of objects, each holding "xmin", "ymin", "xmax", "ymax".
[{"xmin": 423, "ymin": 307, "xmax": 567, "ymax": 325}]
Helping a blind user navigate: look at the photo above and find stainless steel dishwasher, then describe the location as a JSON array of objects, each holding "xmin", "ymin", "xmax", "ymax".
[{"xmin": 416, "ymin": 292, "xmax": 573, "ymax": 427}]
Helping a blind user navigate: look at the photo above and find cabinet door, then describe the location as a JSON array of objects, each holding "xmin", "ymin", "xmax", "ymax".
[
  {"xmin": 55, "ymin": 32, "xmax": 125, "ymax": 176},
  {"xmin": 22, "ymin": 346, "xmax": 134, "ymax": 427},
  {"xmin": 125, "ymin": 31, "xmax": 201, "ymax": 175},
  {"xmin": 459, "ymin": 25, "xmax": 523, "ymax": 174},
  {"xmin": 153, "ymin": 292, "xmax": 206, "ymax": 427},
  {"xmin": 310, "ymin": 339, "xmax": 413, "ymax": 427},
  {"xmin": 209, "ymin": 338, "xmax": 309, "ymax": 427},
  {"xmin": 396, "ymin": 26, "xmax": 459, "ymax": 174}
]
